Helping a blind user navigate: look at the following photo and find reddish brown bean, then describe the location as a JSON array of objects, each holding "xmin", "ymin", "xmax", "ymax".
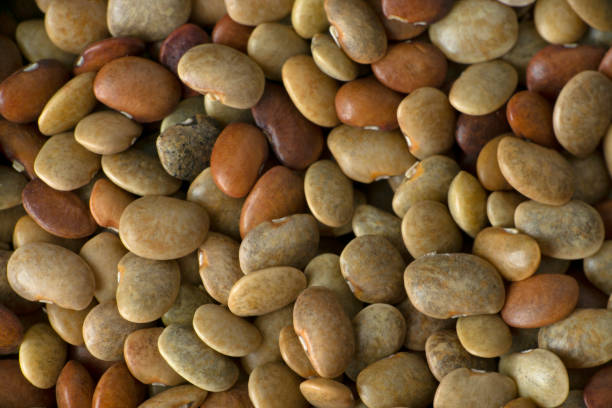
[
  {"xmin": 92, "ymin": 362, "xmax": 145, "ymax": 408},
  {"xmin": 455, "ymin": 107, "xmax": 511, "ymax": 157},
  {"xmin": 526, "ymin": 45, "xmax": 606, "ymax": 100},
  {"xmin": 372, "ymin": 41, "xmax": 447, "ymax": 93},
  {"xmin": 506, "ymin": 90, "xmax": 557, "ymax": 148},
  {"xmin": 93, "ymin": 56, "xmax": 181, "ymax": 123},
  {"xmin": 0, "ymin": 360, "xmax": 55, "ymax": 408},
  {"xmin": 22, "ymin": 178, "xmax": 97, "ymax": 239},
  {"xmin": 211, "ymin": 123, "xmax": 269, "ymax": 198},
  {"xmin": 0, "ymin": 120, "xmax": 45, "ymax": 179},
  {"xmin": 211, "ymin": 14, "xmax": 253, "ymax": 54},
  {"xmin": 239, "ymin": 165, "xmax": 306, "ymax": 238},
  {"xmin": 501, "ymin": 274, "xmax": 579, "ymax": 328},
  {"xmin": 56, "ymin": 360, "xmax": 94, "ymax": 408},
  {"xmin": 0, "ymin": 59, "xmax": 70, "ymax": 123},
  {"xmin": 89, "ymin": 178, "xmax": 136, "ymax": 231},
  {"xmin": 73, "ymin": 37, "xmax": 146, "ymax": 75},
  {"xmin": 0, "ymin": 304, "xmax": 22, "ymax": 354},
  {"xmin": 382, "ymin": 0, "xmax": 453, "ymax": 24},
  {"xmin": 600, "ymin": 47, "xmax": 612, "ymax": 79},
  {"xmin": 159, "ymin": 23, "xmax": 211, "ymax": 74},
  {"xmin": 251, "ymin": 83, "xmax": 323, "ymax": 170},
  {"xmin": 366, "ymin": 0, "xmax": 427, "ymax": 41},
  {"xmin": 335, "ymin": 76, "xmax": 402, "ymax": 131},
  {"xmin": 0, "ymin": 35, "xmax": 21, "ymax": 82},
  {"xmin": 584, "ymin": 365, "xmax": 612, "ymax": 408}
]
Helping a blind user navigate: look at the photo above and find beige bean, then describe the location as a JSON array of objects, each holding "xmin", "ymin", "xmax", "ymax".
[
  {"xmin": 447, "ymin": 171, "xmax": 487, "ymax": 238},
  {"xmin": 12, "ymin": 214, "xmax": 84, "ymax": 253},
  {"xmin": 328, "ymin": 125, "xmax": 416, "ymax": 183},
  {"xmin": 404, "ymin": 253, "xmax": 505, "ymax": 319},
  {"xmin": 239, "ymin": 214, "xmax": 319, "ymax": 273},
  {"xmin": 449, "ymin": 61, "xmax": 518, "ymax": 116},
  {"xmin": 188, "ymin": 168, "xmax": 244, "ymax": 240},
  {"xmin": 162, "ymin": 283, "xmax": 214, "ymax": 326},
  {"xmin": 397, "ymin": 297, "xmax": 455, "ymax": 352},
  {"xmin": 567, "ymin": 0, "xmax": 612, "ymax": 32},
  {"xmin": 198, "ymin": 232, "xmax": 243, "ymax": 305},
  {"xmin": 569, "ymin": 152, "xmax": 610, "ymax": 205},
  {"xmin": 75, "ymin": 111, "xmax": 142, "ymax": 155},
  {"xmin": 34, "ymin": 132, "xmax": 100, "ymax": 191},
  {"xmin": 352, "ymin": 204, "xmax": 406, "ymax": 257},
  {"xmin": 305, "ymin": 253, "xmax": 363, "ymax": 318},
  {"xmin": 425, "ymin": 329, "xmax": 496, "ymax": 381},
  {"xmin": 19, "ymin": 323, "xmax": 67, "ymax": 389},
  {"xmin": 225, "ymin": 0, "xmax": 294, "ymax": 26},
  {"xmin": 473, "ymin": 227, "xmax": 541, "ymax": 281},
  {"xmin": 193, "ymin": 303, "xmax": 262, "ymax": 357},
  {"xmin": 583, "ymin": 240, "xmax": 612, "ymax": 294},
  {"xmin": 293, "ymin": 286, "xmax": 355, "ymax": 378},
  {"xmin": 248, "ymin": 362, "xmax": 307, "ymax": 408},
  {"xmin": 311, "ymin": 33, "xmax": 358, "ymax": 82},
  {"xmin": 7, "ymin": 242, "xmax": 94, "ymax": 310},
  {"xmin": 79, "ymin": 231, "xmax": 127, "ymax": 303},
  {"xmin": 352, "ymin": 303, "xmax": 406, "ymax": 366},
  {"xmin": 499, "ymin": 349, "xmax": 569, "ymax": 407},
  {"xmin": 139, "ymin": 384, "xmax": 208, "ymax": 408},
  {"xmin": 538, "ymin": 308, "xmax": 612, "ymax": 369},
  {"xmin": 324, "ymin": 0, "xmax": 387, "ymax": 64},
  {"xmin": 178, "ymin": 44, "xmax": 265, "ymax": 109},
  {"xmin": 204, "ymin": 93, "xmax": 253, "ymax": 127},
  {"xmin": 476, "ymin": 135, "xmax": 512, "ymax": 191},
  {"xmin": 534, "ymin": 0, "xmax": 587, "ymax": 44},
  {"xmin": 514, "ymin": 200, "xmax": 604, "ymax": 260},
  {"xmin": 279, "ymin": 325, "xmax": 316, "ymax": 378},
  {"xmin": 291, "ymin": 0, "xmax": 328, "ymax": 39},
  {"xmin": 38, "ymin": 72, "xmax": 96, "ymax": 136},
  {"xmin": 241, "ymin": 304, "xmax": 293, "ymax": 373},
  {"xmin": 47, "ymin": 301, "xmax": 94, "ymax": 346},
  {"xmin": 282, "ymin": 55, "xmax": 339, "ymax": 127},
  {"xmin": 101, "ymin": 148, "xmax": 181, "ymax": 196},
  {"xmin": 486, "ymin": 191, "xmax": 526, "ymax": 228},
  {"xmin": 456, "ymin": 314, "xmax": 512, "ymax": 358},
  {"xmin": 247, "ymin": 23, "xmax": 308, "ymax": 80},
  {"xmin": 116, "ymin": 252, "xmax": 180, "ymax": 323},
  {"xmin": 228, "ymin": 267, "xmax": 306, "ymax": 316},
  {"xmin": 158, "ymin": 324, "xmax": 239, "ymax": 392},
  {"xmin": 398, "ymin": 87, "xmax": 456, "ymax": 160},
  {"xmin": 402, "ymin": 200, "xmax": 462, "ymax": 258},
  {"xmin": 161, "ymin": 96, "xmax": 205, "ymax": 133},
  {"xmin": 392, "ymin": 155, "xmax": 460, "ymax": 218},
  {"xmin": 429, "ymin": 0, "xmax": 518, "ymax": 64},
  {"xmin": 356, "ymin": 352, "xmax": 436, "ymax": 408},
  {"xmin": 305, "ymin": 160, "xmax": 354, "ymax": 227},
  {"xmin": 433, "ymin": 368, "xmax": 517, "ymax": 408},
  {"xmin": 340, "ymin": 235, "xmax": 405, "ymax": 304},
  {"xmin": 553, "ymin": 71, "xmax": 612, "ymax": 158},
  {"xmin": 82, "ymin": 299, "xmax": 148, "ymax": 361},
  {"xmin": 300, "ymin": 378, "xmax": 354, "ymax": 408},
  {"xmin": 0, "ymin": 166, "xmax": 27, "ymax": 210},
  {"xmin": 119, "ymin": 195, "xmax": 209, "ymax": 261}
]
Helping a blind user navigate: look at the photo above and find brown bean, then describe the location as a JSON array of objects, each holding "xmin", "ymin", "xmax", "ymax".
[
  {"xmin": 56, "ymin": 360, "xmax": 94, "ymax": 408},
  {"xmin": 159, "ymin": 23, "xmax": 210, "ymax": 74},
  {"xmin": 382, "ymin": 0, "xmax": 452, "ymax": 23},
  {"xmin": 372, "ymin": 41, "xmax": 447, "ymax": 93},
  {"xmin": 0, "ymin": 304, "xmax": 22, "ymax": 354},
  {"xmin": 527, "ymin": 45, "xmax": 606, "ymax": 100},
  {"xmin": 239, "ymin": 166, "xmax": 306, "ymax": 238},
  {"xmin": 455, "ymin": 107, "xmax": 511, "ymax": 157},
  {"xmin": 210, "ymin": 123, "xmax": 268, "ymax": 198},
  {"xmin": 73, "ymin": 36, "xmax": 145, "ymax": 75},
  {"xmin": 335, "ymin": 76, "xmax": 402, "ymax": 131},
  {"xmin": 0, "ymin": 360, "xmax": 55, "ymax": 408},
  {"xmin": 502, "ymin": 274, "xmax": 579, "ymax": 328},
  {"xmin": 506, "ymin": 90, "xmax": 557, "ymax": 148},
  {"xmin": 211, "ymin": 14, "xmax": 253, "ymax": 53},
  {"xmin": 91, "ymin": 362, "xmax": 146, "ymax": 408},
  {"xmin": 0, "ymin": 59, "xmax": 70, "ymax": 123},
  {"xmin": 293, "ymin": 286, "xmax": 355, "ymax": 378}
]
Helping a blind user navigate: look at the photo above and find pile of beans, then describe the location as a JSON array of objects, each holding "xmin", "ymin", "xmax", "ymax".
[{"xmin": 0, "ymin": 0, "xmax": 611, "ymax": 407}]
